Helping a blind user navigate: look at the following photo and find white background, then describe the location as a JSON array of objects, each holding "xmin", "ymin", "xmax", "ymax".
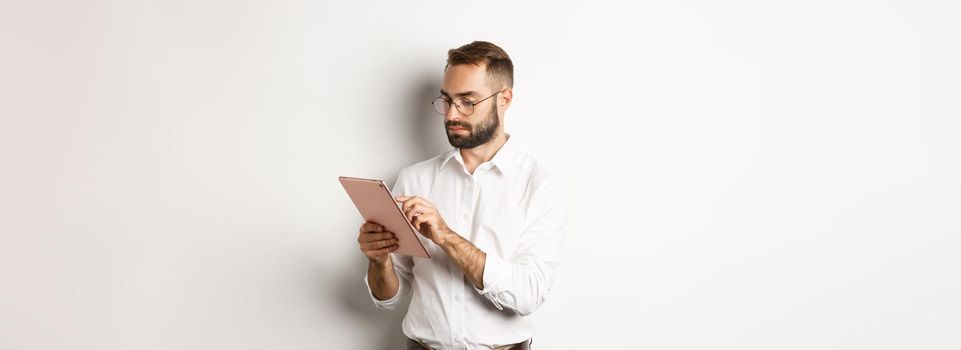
[{"xmin": 1, "ymin": 0, "xmax": 959, "ymax": 349}]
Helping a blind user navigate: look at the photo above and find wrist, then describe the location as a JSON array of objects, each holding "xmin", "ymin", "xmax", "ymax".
[
  {"xmin": 369, "ymin": 257, "xmax": 392, "ymax": 269},
  {"xmin": 435, "ymin": 228, "xmax": 457, "ymax": 248}
]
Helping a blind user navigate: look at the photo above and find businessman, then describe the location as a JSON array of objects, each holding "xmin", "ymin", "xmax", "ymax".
[{"xmin": 356, "ymin": 41, "xmax": 568, "ymax": 350}]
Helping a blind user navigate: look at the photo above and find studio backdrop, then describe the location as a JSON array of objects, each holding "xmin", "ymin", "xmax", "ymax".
[{"xmin": 1, "ymin": 0, "xmax": 958, "ymax": 349}]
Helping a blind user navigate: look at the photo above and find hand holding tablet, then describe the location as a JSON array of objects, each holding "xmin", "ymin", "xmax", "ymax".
[{"xmin": 340, "ymin": 176, "xmax": 431, "ymax": 258}]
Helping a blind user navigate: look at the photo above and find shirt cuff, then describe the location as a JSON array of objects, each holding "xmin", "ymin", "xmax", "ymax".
[
  {"xmin": 473, "ymin": 255, "xmax": 511, "ymax": 310},
  {"xmin": 363, "ymin": 272, "xmax": 405, "ymax": 310}
]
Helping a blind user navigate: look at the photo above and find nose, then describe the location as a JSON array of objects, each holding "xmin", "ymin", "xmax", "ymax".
[{"xmin": 444, "ymin": 106, "xmax": 466, "ymax": 123}]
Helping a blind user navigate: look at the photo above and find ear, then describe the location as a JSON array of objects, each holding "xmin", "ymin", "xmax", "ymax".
[{"xmin": 499, "ymin": 88, "xmax": 513, "ymax": 111}]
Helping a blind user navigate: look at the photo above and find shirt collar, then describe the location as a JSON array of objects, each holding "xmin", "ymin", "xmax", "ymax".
[{"xmin": 440, "ymin": 133, "xmax": 519, "ymax": 175}]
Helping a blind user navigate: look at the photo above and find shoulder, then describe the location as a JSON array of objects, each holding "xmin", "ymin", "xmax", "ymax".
[
  {"xmin": 393, "ymin": 150, "xmax": 451, "ymax": 190},
  {"xmin": 511, "ymin": 148, "xmax": 567, "ymax": 200},
  {"xmin": 508, "ymin": 149, "xmax": 567, "ymax": 226},
  {"xmin": 498, "ymin": 146, "xmax": 567, "ymax": 211}
]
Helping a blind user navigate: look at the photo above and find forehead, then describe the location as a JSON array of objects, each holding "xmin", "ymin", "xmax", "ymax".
[{"xmin": 442, "ymin": 64, "xmax": 489, "ymax": 96}]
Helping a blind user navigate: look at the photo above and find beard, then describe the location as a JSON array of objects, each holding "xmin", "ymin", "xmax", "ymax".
[{"xmin": 445, "ymin": 103, "xmax": 500, "ymax": 149}]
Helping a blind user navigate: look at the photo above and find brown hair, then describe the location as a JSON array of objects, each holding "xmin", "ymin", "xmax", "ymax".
[{"xmin": 446, "ymin": 41, "xmax": 514, "ymax": 90}]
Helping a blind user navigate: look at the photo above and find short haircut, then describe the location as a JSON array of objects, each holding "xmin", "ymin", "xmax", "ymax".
[{"xmin": 445, "ymin": 41, "xmax": 514, "ymax": 91}]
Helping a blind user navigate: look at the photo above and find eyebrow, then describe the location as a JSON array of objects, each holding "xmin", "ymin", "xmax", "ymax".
[{"xmin": 440, "ymin": 89, "xmax": 481, "ymax": 98}]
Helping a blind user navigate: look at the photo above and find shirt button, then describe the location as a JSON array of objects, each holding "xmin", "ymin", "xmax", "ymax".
[
  {"xmin": 461, "ymin": 214, "xmax": 469, "ymax": 220},
  {"xmin": 454, "ymin": 295, "xmax": 461, "ymax": 301}
]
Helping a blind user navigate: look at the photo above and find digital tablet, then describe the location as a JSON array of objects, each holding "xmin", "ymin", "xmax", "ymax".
[{"xmin": 339, "ymin": 176, "xmax": 431, "ymax": 258}]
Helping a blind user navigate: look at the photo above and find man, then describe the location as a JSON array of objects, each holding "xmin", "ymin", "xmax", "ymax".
[{"xmin": 356, "ymin": 41, "xmax": 568, "ymax": 350}]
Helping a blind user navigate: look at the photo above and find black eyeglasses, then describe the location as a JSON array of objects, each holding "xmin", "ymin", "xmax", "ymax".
[{"xmin": 431, "ymin": 90, "xmax": 505, "ymax": 116}]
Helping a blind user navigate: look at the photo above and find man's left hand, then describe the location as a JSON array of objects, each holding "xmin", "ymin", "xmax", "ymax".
[{"xmin": 395, "ymin": 195, "xmax": 453, "ymax": 246}]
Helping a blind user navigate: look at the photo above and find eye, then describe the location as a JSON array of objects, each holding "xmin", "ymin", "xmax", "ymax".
[{"xmin": 455, "ymin": 98, "xmax": 473, "ymax": 108}]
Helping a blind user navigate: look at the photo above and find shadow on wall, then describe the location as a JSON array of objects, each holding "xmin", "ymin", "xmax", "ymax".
[
  {"xmin": 395, "ymin": 69, "xmax": 450, "ymax": 183},
  {"xmin": 338, "ymin": 257, "xmax": 412, "ymax": 350},
  {"xmin": 337, "ymin": 69, "xmax": 446, "ymax": 350}
]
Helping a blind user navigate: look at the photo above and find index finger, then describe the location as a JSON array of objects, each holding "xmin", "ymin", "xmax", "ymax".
[
  {"xmin": 396, "ymin": 196, "xmax": 423, "ymax": 213},
  {"xmin": 361, "ymin": 222, "xmax": 384, "ymax": 233}
]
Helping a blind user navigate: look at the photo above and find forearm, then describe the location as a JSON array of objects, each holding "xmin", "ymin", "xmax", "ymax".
[
  {"xmin": 438, "ymin": 230, "xmax": 487, "ymax": 289},
  {"xmin": 367, "ymin": 259, "xmax": 399, "ymax": 301}
]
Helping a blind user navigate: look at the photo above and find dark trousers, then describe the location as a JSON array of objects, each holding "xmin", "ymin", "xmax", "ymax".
[{"xmin": 406, "ymin": 337, "xmax": 532, "ymax": 350}]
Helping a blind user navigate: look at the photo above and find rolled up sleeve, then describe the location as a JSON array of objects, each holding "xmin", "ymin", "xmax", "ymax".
[
  {"xmin": 473, "ymin": 177, "xmax": 568, "ymax": 316},
  {"xmin": 364, "ymin": 253, "xmax": 414, "ymax": 310}
]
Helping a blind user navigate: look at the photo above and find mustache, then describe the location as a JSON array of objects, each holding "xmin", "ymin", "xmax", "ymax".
[{"xmin": 445, "ymin": 121, "xmax": 471, "ymax": 130}]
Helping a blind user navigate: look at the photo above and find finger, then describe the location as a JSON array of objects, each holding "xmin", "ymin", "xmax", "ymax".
[
  {"xmin": 398, "ymin": 197, "xmax": 414, "ymax": 214},
  {"xmin": 409, "ymin": 207, "xmax": 429, "ymax": 225},
  {"xmin": 367, "ymin": 222, "xmax": 385, "ymax": 232},
  {"xmin": 366, "ymin": 244, "xmax": 400, "ymax": 257},
  {"xmin": 395, "ymin": 196, "xmax": 412, "ymax": 209},
  {"xmin": 400, "ymin": 196, "xmax": 425, "ymax": 213},
  {"xmin": 361, "ymin": 222, "xmax": 384, "ymax": 233},
  {"xmin": 399, "ymin": 202, "xmax": 413, "ymax": 221},
  {"xmin": 401, "ymin": 196, "xmax": 432, "ymax": 208},
  {"xmin": 359, "ymin": 231, "xmax": 394, "ymax": 243},
  {"xmin": 411, "ymin": 215, "xmax": 426, "ymax": 231},
  {"xmin": 403, "ymin": 203, "xmax": 421, "ymax": 220},
  {"xmin": 364, "ymin": 238, "xmax": 399, "ymax": 251},
  {"xmin": 406, "ymin": 203, "xmax": 434, "ymax": 220}
]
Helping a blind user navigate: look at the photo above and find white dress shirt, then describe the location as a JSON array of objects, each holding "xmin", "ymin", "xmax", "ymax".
[{"xmin": 363, "ymin": 134, "xmax": 568, "ymax": 349}]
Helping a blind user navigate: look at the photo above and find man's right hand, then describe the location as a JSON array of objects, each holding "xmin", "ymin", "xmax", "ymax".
[{"xmin": 358, "ymin": 222, "xmax": 399, "ymax": 264}]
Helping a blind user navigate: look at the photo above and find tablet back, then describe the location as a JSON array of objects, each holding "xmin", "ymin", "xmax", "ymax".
[{"xmin": 339, "ymin": 176, "xmax": 431, "ymax": 258}]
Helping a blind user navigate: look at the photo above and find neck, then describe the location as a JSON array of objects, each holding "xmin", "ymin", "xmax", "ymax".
[{"xmin": 459, "ymin": 132, "xmax": 509, "ymax": 175}]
